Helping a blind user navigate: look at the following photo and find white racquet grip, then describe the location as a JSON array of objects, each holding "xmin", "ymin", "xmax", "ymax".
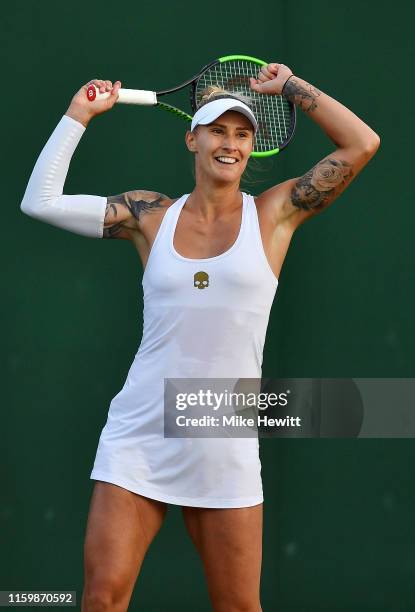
[
  {"xmin": 87, "ymin": 85, "xmax": 157, "ymax": 106},
  {"xmin": 20, "ymin": 115, "xmax": 107, "ymax": 238}
]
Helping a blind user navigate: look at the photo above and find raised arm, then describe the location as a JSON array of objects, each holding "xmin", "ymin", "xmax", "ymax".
[
  {"xmin": 20, "ymin": 79, "xmax": 152, "ymax": 239},
  {"xmin": 251, "ymin": 64, "xmax": 380, "ymax": 229}
]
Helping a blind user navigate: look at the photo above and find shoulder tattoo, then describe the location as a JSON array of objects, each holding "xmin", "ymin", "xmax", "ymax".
[{"xmin": 103, "ymin": 190, "xmax": 168, "ymax": 239}]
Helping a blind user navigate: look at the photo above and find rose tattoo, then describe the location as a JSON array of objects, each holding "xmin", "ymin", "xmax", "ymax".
[{"xmin": 291, "ymin": 158, "xmax": 353, "ymax": 210}]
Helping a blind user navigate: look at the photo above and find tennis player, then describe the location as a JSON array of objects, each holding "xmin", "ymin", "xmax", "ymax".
[{"xmin": 20, "ymin": 62, "xmax": 379, "ymax": 611}]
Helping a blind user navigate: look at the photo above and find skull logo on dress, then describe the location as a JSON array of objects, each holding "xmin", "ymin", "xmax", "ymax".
[{"xmin": 194, "ymin": 271, "xmax": 209, "ymax": 290}]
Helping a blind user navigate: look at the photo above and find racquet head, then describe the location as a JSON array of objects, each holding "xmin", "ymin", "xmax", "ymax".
[{"xmin": 190, "ymin": 55, "xmax": 296, "ymax": 158}]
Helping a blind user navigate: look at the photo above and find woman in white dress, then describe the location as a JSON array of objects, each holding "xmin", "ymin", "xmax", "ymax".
[{"xmin": 21, "ymin": 62, "xmax": 380, "ymax": 611}]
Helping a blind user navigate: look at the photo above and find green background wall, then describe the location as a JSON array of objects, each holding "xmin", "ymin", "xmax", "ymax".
[{"xmin": 3, "ymin": 0, "xmax": 414, "ymax": 610}]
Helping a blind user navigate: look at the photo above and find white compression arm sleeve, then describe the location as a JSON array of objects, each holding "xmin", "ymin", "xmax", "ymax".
[{"xmin": 20, "ymin": 115, "xmax": 107, "ymax": 238}]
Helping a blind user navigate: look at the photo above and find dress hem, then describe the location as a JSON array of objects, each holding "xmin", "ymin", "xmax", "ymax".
[{"xmin": 90, "ymin": 470, "xmax": 264, "ymax": 509}]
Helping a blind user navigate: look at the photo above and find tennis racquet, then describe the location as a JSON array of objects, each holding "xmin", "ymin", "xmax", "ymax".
[{"xmin": 86, "ymin": 54, "xmax": 296, "ymax": 158}]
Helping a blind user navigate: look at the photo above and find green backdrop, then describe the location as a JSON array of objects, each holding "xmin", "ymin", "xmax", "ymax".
[{"xmin": 3, "ymin": 0, "xmax": 414, "ymax": 610}]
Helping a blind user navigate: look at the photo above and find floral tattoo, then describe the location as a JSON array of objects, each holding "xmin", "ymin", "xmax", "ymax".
[{"xmin": 291, "ymin": 158, "xmax": 353, "ymax": 210}]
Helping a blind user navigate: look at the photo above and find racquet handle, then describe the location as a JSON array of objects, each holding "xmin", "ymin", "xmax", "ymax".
[{"xmin": 86, "ymin": 85, "xmax": 157, "ymax": 106}]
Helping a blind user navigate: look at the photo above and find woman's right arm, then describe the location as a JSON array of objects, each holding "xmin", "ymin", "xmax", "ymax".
[{"xmin": 20, "ymin": 79, "xmax": 151, "ymax": 240}]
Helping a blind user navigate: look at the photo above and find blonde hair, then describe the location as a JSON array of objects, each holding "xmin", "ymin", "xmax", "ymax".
[{"xmin": 196, "ymin": 85, "xmax": 253, "ymax": 110}]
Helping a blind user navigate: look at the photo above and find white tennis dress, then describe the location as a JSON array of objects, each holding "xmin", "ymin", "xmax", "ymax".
[{"xmin": 90, "ymin": 192, "xmax": 278, "ymax": 507}]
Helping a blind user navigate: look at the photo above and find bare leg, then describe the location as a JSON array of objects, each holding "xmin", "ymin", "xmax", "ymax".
[
  {"xmin": 81, "ymin": 481, "xmax": 167, "ymax": 612},
  {"xmin": 182, "ymin": 504, "xmax": 263, "ymax": 612}
]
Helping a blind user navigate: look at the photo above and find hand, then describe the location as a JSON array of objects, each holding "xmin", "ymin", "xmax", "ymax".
[
  {"xmin": 249, "ymin": 63, "xmax": 293, "ymax": 96},
  {"xmin": 65, "ymin": 79, "xmax": 122, "ymax": 127}
]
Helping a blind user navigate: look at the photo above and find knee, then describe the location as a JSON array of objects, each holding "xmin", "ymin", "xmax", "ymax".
[
  {"xmin": 82, "ymin": 590, "xmax": 111, "ymax": 612},
  {"xmin": 81, "ymin": 583, "xmax": 128, "ymax": 612}
]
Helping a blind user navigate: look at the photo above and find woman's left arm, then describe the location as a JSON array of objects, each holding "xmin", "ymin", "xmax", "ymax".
[{"xmin": 252, "ymin": 63, "xmax": 381, "ymax": 229}]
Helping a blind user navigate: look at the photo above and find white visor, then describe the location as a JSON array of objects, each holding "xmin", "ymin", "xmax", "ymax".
[{"xmin": 191, "ymin": 98, "xmax": 258, "ymax": 133}]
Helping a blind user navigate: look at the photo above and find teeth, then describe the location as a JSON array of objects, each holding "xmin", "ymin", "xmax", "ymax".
[{"xmin": 216, "ymin": 156, "xmax": 237, "ymax": 164}]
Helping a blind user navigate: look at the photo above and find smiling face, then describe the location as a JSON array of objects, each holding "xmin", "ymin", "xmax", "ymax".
[{"xmin": 185, "ymin": 110, "xmax": 254, "ymax": 186}]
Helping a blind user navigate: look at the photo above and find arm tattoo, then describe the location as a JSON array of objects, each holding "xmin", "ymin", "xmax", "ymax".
[
  {"xmin": 105, "ymin": 191, "xmax": 167, "ymax": 222},
  {"xmin": 282, "ymin": 77, "xmax": 322, "ymax": 113},
  {"xmin": 291, "ymin": 158, "xmax": 353, "ymax": 211},
  {"xmin": 103, "ymin": 223, "xmax": 124, "ymax": 239},
  {"xmin": 103, "ymin": 191, "xmax": 168, "ymax": 239}
]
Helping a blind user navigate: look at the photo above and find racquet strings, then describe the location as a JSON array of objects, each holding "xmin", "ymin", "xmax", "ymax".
[{"xmin": 194, "ymin": 60, "xmax": 294, "ymax": 153}]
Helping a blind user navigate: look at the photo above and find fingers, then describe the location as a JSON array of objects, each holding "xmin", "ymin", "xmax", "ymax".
[
  {"xmin": 268, "ymin": 63, "xmax": 280, "ymax": 74},
  {"xmin": 111, "ymin": 81, "xmax": 122, "ymax": 96},
  {"xmin": 249, "ymin": 77, "xmax": 270, "ymax": 94},
  {"xmin": 86, "ymin": 79, "xmax": 119, "ymax": 94},
  {"xmin": 250, "ymin": 63, "xmax": 292, "ymax": 96},
  {"xmin": 259, "ymin": 65, "xmax": 274, "ymax": 80},
  {"xmin": 249, "ymin": 77, "xmax": 262, "ymax": 92},
  {"xmin": 256, "ymin": 63, "xmax": 281, "ymax": 82}
]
